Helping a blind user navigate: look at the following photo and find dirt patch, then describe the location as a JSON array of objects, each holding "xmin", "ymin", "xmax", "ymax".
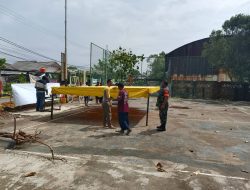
[
  {"xmin": 0, "ymin": 110, "xmax": 12, "ymax": 120},
  {"xmin": 191, "ymin": 130, "xmax": 241, "ymax": 148},
  {"xmin": 0, "ymin": 111, "xmax": 13, "ymax": 127},
  {"xmin": 170, "ymin": 105, "xmax": 191, "ymax": 109}
]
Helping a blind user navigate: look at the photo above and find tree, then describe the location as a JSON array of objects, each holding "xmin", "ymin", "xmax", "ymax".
[
  {"xmin": 0, "ymin": 58, "xmax": 6, "ymax": 70},
  {"xmin": 67, "ymin": 65, "xmax": 78, "ymax": 70},
  {"xmin": 147, "ymin": 52, "xmax": 165, "ymax": 79},
  {"xmin": 92, "ymin": 59, "xmax": 114, "ymax": 82},
  {"xmin": 202, "ymin": 14, "xmax": 250, "ymax": 82},
  {"xmin": 0, "ymin": 58, "xmax": 6, "ymax": 80},
  {"xmin": 92, "ymin": 47, "xmax": 144, "ymax": 82},
  {"xmin": 18, "ymin": 73, "xmax": 27, "ymax": 83},
  {"xmin": 109, "ymin": 47, "xmax": 144, "ymax": 81}
]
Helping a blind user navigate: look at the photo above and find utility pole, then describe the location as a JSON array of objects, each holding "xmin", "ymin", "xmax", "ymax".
[
  {"xmin": 141, "ymin": 61, "xmax": 143, "ymax": 79},
  {"xmin": 64, "ymin": 0, "xmax": 68, "ymax": 81},
  {"xmin": 105, "ymin": 45, "xmax": 108, "ymax": 83},
  {"xmin": 89, "ymin": 42, "xmax": 92, "ymax": 85}
]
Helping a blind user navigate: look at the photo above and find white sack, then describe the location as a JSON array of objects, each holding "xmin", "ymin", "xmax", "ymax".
[{"xmin": 11, "ymin": 83, "xmax": 60, "ymax": 107}]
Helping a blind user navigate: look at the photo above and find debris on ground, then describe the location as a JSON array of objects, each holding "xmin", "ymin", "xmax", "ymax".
[
  {"xmin": 0, "ymin": 110, "xmax": 13, "ymax": 120},
  {"xmin": 0, "ymin": 130, "xmax": 54, "ymax": 160},
  {"xmin": 193, "ymin": 170, "xmax": 200, "ymax": 175},
  {"xmin": 0, "ymin": 114, "xmax": 55, "ymax": 160},
  {"xmin": 241, "ymin": 169, "xmax": 249, "ymax": 174},
  {"xmin": 1, "ymin": 101, "xmax": 15, "ymax": 109},
  {"xmin": 178, "ymin": 113, "xmax": 188, "ymax": 116},
  {"xmin": 215, "ymin": 131, "xmax": 219, "ymax": 133},
  {"xmin": 0, "ymin": 130, "xmax": 40, "ymax": 144},
  {"xmin": 189, "ymin": 149, "xmax": 194, "ymax": 153},
  {"xmin": 169, "ymin": 105, "xmax": 191, "ymax": 109},
  {"xmin": 245, "ymin": 140, "xmax": 249, "ymax": 143},
  {"xmin": 156, "ymin": 162, "xmax": 166, "ymax": 172},
  {"xmin": 24, "ymin": 172, "xmax": 36, "ymax": 177}
]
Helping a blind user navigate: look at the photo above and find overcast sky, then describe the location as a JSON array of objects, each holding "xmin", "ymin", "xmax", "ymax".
[{"xmin": 0, "ymin": 0, "xmax": 249, "ymax": 68}]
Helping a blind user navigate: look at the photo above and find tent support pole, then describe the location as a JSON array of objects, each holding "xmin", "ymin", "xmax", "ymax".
[
  {"xmin": 146, "ymin": 95, "xmax": 150, "ymax": 126},
  {"xmin": 51, "ymin": 94, "xmax": 54, "ymax": 119}
]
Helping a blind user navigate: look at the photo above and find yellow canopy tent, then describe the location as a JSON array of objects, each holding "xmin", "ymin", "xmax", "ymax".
[
  {"xmin": 50, "ymin": 86, "xmax": 160, "ymax": 125},
  {"xmin": 51, "ymin": 86, "xmax": 160, "ymax": 98}
]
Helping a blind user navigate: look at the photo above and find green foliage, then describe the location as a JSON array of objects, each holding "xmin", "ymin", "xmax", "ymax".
[
  {"xmin": 92, "ymin": 59, "xmax": 114, "ymax": 82},
  {"xmin": 203, "ymin": 14, "xmax": 250, "ymax": 82},
  {"xmin": 109, "ymin": 47, "xmax": 144, "ymax": 81},
  {"xmin": 0, "ymin": 58, "xmax": 6, "ymax": 69},
  {"xmin": 18, "ymin": 73, "xmax": 27, "ymax": 83},
  {"xmin": 68, "ymin": 66, "xmax": 78, "ymax": 71},
  {"xmin": 3, "ymin": 83, "xmax": 11, "ymax": 95},
  {"xmin": 147, "ymin": 52, "xmax": 165, "ymax": 79},
  {"xmin": 130, "ymin": 68, "xmax": 141, "ymax": 79},
  {"xmin": 92, "ymin": 47, "xmax": 144, "ymax": 82}
]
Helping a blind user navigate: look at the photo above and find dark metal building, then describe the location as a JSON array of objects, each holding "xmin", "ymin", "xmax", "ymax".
[{"xmin": 165, "ymin": 38, "xmax": 216, "ymax": 80}]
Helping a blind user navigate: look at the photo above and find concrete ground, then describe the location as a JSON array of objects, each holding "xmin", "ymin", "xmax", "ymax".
[
  {"xmin": 0, "ymin": 96, "xmax": 11, "ymax": 105},
  {"xmin": 0, "ymin": 98, "xmax": 249, "ymax": 190}
]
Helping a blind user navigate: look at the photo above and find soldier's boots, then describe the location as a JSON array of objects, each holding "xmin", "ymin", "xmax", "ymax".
[
  {"xmin": 157, "ymin": 123, "xmax": 166, "ymax": 131},
  {"xmin": 156, "ymin": 125, "xmax": 162, "ymax": 129}
]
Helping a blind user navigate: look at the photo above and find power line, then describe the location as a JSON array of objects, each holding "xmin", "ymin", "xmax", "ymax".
[
  {"xmin": 0, "ymin": 4, "xmax": 87, "ymax": 49},
  {"xmin": 0, "ymin": 36, "xmax": 60, "ymax": 62},
  {"xmin": 0, "ymin": 50, "xmax": 28, "ymax": 61},
  {"xmin": 0, "ymin": 42, "xmax": 53, "ymax": 61},
  {"xmin": 0, "ymin": 45, "xmax": 33, "ymax": 59},
  {"xmin": 0, "ymin": 5, "xmax": 64, "ymax": 46},
  {"xmin": 0, "ymin": 43, "xmax": 40, "ymax": 61}
]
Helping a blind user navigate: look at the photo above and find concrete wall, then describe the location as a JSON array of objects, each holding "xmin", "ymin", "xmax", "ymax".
[{"xmin": 171, "ymin": 80, "xmax": 250, "ymax": 101}]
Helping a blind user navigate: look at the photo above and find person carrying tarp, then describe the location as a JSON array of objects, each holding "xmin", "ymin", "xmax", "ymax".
[
  {"xmin": 116, "ymin": 82, "xmax": 131, "ymax": 135},
  {"xmin": 84, "ymin": 81, "xmax": 90, "ymax": 106},
  {"xmin": 102, "ymin": 79, "xmax": 115, "ymax": 128},
  {"xmin": 95, "ymin": 81, "xmax": 100, "ymax": 104}
]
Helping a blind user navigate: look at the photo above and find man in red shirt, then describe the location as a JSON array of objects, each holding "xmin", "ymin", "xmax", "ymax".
[{"xmin": 117, "ymin": 83, "xmax": 131, "ymax": 135}]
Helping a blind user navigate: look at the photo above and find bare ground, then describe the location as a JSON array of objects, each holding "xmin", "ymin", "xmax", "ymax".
[{"xmin": 0, "ymin": 98, "xmax": 249, "ymax": 190}]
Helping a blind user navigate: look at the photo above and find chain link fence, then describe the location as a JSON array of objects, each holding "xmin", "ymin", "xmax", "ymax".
[
  {"xmin": 90, "ymin": 43, "xmax": 110, "ymax": 85},
  {"xmin": 133, "ymin": 57, "xmax": 165, "ymax": 86}
]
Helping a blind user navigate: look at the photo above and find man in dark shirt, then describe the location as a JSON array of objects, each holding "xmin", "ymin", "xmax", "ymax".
[
  {"xmin": 84, "ymin": 81, "xmax": 90, "ymax": 107},
  {"xmin": 95, "ymin": 81, "xmax": 100, "ymax": 104},
  {"xmin": 35, "ymin": 76, "xmax": 48, "ymax": 111},
  {"xmin": 117, "ymin": 83, "xmax": 131, "ymax": 135}
]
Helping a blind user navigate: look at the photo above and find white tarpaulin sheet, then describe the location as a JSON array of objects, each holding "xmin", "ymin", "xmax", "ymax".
[{"xmin": 11, "ymin": 83, "xmax": 60, "ymax": 107}]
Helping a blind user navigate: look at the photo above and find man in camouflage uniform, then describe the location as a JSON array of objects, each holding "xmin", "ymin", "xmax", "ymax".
[{"xmin": 156, "ymin": 80, "xmax": 169, "ymax": 131}]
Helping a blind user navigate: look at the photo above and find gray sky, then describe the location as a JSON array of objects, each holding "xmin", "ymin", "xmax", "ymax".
[{"xmin": 0, "ymin": 0, "xmax": 249, "ymax": 68}]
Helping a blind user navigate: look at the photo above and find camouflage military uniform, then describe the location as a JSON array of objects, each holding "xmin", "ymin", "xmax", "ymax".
[{"xmin": 156, "ymin": 87, "xmax": 169, "ymax": 129}]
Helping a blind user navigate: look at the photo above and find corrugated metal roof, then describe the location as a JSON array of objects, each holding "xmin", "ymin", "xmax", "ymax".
[
  {"xmin": 11, "ymin": 61, "xmax": 61, "ymax": 72},
  {"xmin": 166, "ymin": 38, "xmax": 210, "ymax": 57},
  {"xmin": 5, "ymin": 63, "xmax": 17, "ymax": 70}
]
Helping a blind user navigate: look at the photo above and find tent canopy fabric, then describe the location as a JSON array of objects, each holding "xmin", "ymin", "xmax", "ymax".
[{"xmin": 52, "ymin": 86, "xmax": 160, "ymax": 98}]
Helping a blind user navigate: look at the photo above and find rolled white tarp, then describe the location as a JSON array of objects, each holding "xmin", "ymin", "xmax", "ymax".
[{"xmin": 11, "ymin": 83, "xmax": 60, "ymax": 107}]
